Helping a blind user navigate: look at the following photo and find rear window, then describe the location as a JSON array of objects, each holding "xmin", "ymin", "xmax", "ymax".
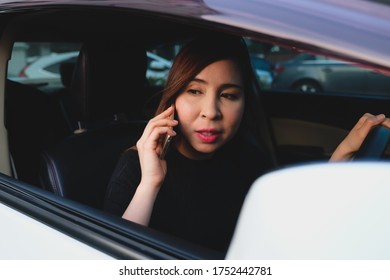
[{"xmin": 7, "ymin": 42, "xmax": 81, "ymax": 88}]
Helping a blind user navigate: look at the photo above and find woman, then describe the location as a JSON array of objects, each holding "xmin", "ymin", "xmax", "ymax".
[{"xmin": 104, "ymin": 34, "xmax": 390, "ymax": 253}]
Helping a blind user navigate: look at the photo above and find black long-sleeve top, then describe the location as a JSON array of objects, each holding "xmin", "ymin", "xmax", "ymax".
[{"xmin": 104, "ymin": 138, "xmax": 271, "ymax": 253}]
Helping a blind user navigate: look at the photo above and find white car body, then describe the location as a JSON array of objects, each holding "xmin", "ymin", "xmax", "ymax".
[
  {"xmin": 3, "ymin": 161, "xmax": 390, "ymax": 259},
  {"xmin": 0, "ymin": 203, "xmax": 112, "ymax": 259},
  {"xmin": 227, "ymin": 162, "xmax": 390, "ymax": 259}
]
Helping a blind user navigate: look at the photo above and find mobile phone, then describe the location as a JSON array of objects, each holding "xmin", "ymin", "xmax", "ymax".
[{"xmin": 160, "ymin": 109, "xmax": 175, "ymax": 159}]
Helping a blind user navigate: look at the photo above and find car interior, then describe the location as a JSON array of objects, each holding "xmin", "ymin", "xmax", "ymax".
[{"xmin": 1, "ymin": 6, "xmax": 390, "ymax": 258}]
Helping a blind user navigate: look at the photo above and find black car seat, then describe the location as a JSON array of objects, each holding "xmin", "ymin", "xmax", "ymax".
[
  {"xmin": 5, "ymin": 79, "xmax": 71, "ymax": 186},
  {"xmin": 39, "ymin": 38, "xmax": 149, "ymax": 209}
]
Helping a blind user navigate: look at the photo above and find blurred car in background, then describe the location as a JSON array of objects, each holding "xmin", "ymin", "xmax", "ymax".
[
  {"xmin": 11, "ymin": 51, "xmax": 78, "ymax": 86},
  {"xmin": 272, "ymin": 53, "xmax": 390, "ymax": 95},
  {"xmin": 146, "ymin": 51, "xmax": 172, "ymax": 85},
  {"xmin": 250, "ymin": 55, "xmax": 274, "ymax": 88}
]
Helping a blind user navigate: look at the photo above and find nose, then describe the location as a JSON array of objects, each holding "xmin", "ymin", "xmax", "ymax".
[{"xmin": 200, "ymin": 95, "xmax": 222, "ymax": 120}]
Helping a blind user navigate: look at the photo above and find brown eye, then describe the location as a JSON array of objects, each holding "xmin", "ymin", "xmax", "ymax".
[
  {"xmin": 187, "ymin": 89, "xmax": 202, "ymax": 95},
  {"xmin": 221, "ymin": 93, "xmax": 239, "ymax": 100}
]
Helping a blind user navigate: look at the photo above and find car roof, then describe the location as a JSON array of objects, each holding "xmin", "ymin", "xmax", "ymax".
[{"xmin": 0, "ymin": 0, "xmax": 389, "ymax": 74}]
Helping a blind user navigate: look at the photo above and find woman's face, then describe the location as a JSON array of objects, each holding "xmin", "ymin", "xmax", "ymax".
[{"xmin": 174, "ymin": 59, "xmax": 245, "ymax": 160}]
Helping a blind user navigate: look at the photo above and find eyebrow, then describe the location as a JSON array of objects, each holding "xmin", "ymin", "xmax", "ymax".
[{"xmin": 191, "ymin": 78, "xmax": 243, "ymax": 90}]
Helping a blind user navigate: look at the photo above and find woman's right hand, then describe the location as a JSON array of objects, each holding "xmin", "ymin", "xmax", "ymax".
[{"xmin": 136, "ymin": 105, "xmax": 178, "ymax": 189}]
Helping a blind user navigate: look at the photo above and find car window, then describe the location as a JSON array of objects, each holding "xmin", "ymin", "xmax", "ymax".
[
  {"xmin": 146, "ymin": 43, "xmax": 179, "ymax": 86},
  {"xmin": 7, "ymin": 42, "xmax": 81, "ymax": 88},
  {"xmin": 243, "ymin": 38, "xmax": 390, "ymax": 97},
  {"xmin": 304, "ymin": 54, "xmax": 317, "ymax": 61},
  {"xmin": 8, "ymin": 42, "xmax": 176, "ymax": 88},
  {"xmin": 43, "ymin": 56, "xmax": 78, "ymax": 74},
  {"xmin": 10, "ymin": 39, "xmax": 387, "ymax": 97}
]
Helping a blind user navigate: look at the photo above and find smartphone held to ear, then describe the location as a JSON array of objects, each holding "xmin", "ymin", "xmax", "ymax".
[{"xmin": 160, "ymin": 109, "xmax": 175, "ymax": 160}]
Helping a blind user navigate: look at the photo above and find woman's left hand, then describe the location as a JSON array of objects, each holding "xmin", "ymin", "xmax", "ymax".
[{"xmin": 330, "ymin": 113, "xmax": 390, "ymax": 161}]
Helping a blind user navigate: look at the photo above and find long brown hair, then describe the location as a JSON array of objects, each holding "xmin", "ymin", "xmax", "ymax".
[{"xmin": 155, "ymin": 34, "xmax": 276, "ymax": 165}]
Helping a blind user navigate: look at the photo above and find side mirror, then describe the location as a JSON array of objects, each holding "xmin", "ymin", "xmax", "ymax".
[{"xmin": 226, "ymin": 162, "xmax": 390, "ymax": 259}]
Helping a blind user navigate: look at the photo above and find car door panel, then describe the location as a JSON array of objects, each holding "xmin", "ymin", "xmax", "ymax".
[
  {"xmin": 262, "ymin": 91, "xmax": 390, "ymax": 165},
  {"xmin": 271, "ymin": 118, "xmax": 348, "ymax": 164}
]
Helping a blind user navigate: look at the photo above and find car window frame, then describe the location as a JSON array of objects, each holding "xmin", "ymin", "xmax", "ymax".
[{"xmin": 0, "ymin": 172, "xmax": 223, "ymax": 259}]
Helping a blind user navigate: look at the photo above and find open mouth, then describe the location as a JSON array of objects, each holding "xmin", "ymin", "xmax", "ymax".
[{"xmin": 195, "ymin": 130, "xmax": 222, "ymax": 143}]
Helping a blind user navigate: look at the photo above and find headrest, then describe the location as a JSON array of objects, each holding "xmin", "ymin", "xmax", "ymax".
[{"xmin": 69, "ymin": 39, "xmax": 147, "ymax": 122}]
